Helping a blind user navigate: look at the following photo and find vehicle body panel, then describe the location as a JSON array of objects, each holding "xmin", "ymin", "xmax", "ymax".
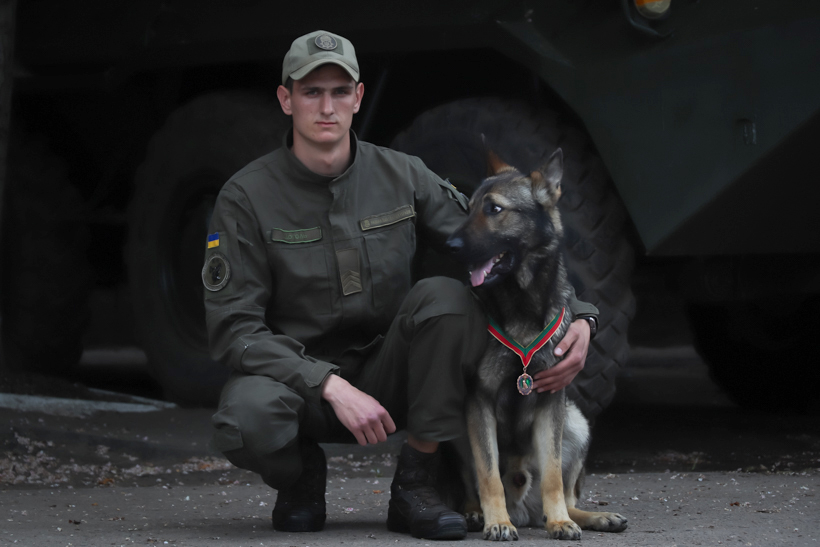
[{"xmin": 15, "ymin": 0, "xmax": 820, "ymax": 255}]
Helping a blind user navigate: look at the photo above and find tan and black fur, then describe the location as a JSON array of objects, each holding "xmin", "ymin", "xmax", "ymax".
[{"xmin": 445, "ymin": 149, "xmax": 627, "ymax": 541}]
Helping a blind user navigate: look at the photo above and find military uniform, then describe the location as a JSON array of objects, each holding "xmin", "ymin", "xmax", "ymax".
[{"xmin": 203, "ymin": 130, "xmax": 597, "ymax": 489}]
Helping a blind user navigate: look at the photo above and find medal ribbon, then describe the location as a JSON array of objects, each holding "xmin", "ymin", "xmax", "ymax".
[{"xmin": 487, "ymin": 308, "xmax": 565, "ymax": 368}]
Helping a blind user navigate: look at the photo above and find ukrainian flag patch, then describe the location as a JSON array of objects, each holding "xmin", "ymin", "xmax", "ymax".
[{"xmin": 207, "ymin": 232, "xmax": 220, "ymax": 249}]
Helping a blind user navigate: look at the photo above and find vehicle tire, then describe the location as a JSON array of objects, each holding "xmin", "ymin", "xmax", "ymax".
[
  {"xmin": 1, "ymin": 134, "xmax": 91, "ymax": 374},
  {"xmin": 128, "ymin": 92, "xmax": 289, "ymax": 405},
  {"xmin": 689, "ymin": 298, "xmax": 820, "ymax": 413},
  {"xmin": 391, "ymin": 98, "xmax": 635, "ymax": 419}
]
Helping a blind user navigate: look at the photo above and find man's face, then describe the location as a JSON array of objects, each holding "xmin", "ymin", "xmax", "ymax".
[{"xmin": 277, "ymin": 64, "xmax": 364, "ymax": 149}]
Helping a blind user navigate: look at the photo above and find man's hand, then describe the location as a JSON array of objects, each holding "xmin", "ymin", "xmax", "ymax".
[
  {"xmin": 321, "ymin": 374, "xmax": 396, "ymax": 446},
  {"xmin": 532, "ymin": 319, "xmax": 591, "ymax": 394}
]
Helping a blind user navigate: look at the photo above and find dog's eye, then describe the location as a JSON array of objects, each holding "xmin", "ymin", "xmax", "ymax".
[{"xmin": 486, "ymin": 203, "xmax": 503, "ymax": 215}]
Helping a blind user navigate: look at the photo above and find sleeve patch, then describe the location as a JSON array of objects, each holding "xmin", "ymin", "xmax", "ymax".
[
  {"xmin": 207, "ymin": 232, "xmax": 220, "ymax": 248},
  {"xmin": 202, "ymin": 252, "xmax": 231, "ymax": 291}
]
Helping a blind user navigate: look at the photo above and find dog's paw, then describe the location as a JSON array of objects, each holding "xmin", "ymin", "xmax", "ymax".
[
  {"xmin": 465, "ymin": 510, "xmax": 485, "ymax": 533},
  {"xmin": 483, "ymin": 522, "xmax": 519, "ymax": 541},
  {"xmin": 545, "ymin": 520, "xmax": 581, "ymax": 541},
  {"xmin": 587, "ymin": 512, "xmax": 628, "ymax": 533}
]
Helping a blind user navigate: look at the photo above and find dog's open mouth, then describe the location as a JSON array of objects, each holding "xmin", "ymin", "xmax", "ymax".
[{"xmin": 469, "ymin": 252, "xmax": 514, "ymax": 287}]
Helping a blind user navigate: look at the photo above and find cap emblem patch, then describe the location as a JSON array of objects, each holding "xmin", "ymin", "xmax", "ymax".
[
  {"xmin": 315, "ymin": 34, "xmax": 338, "ymax": 51},
  {"xmin": 202, "ymin": 252, "xmax": 231, "ymax": 292}
]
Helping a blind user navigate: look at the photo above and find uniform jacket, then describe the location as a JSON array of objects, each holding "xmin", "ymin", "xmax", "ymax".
[{"xmin": 203, "ymin": 131, "xmax": 597, "ymax": 406}]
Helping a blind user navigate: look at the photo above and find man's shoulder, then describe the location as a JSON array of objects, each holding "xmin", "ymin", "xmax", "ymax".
[
  {"xmin": 213, "ymin": 148, "xmax": 285, "ymax": 209},
  {"xmin": 226, "ymin": 148, "xmax": 285, "ymax": 188},
  {"xmin": 358, "ymin": 140, "xmax": 426, "ymax": 170}
]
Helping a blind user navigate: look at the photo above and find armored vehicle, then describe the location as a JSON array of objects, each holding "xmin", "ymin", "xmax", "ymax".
[{"xmin": 5, "ymin": 0, "xmax": 820, "ymax": 414}]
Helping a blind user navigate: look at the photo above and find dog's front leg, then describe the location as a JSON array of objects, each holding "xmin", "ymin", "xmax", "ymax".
[
  {"xmin": 533, "ymin": 396, "xmax": 581, "ymax": 540},
  {"xmin": 467, "ymin": 396, "xmax": 518, "ymax": 541}
]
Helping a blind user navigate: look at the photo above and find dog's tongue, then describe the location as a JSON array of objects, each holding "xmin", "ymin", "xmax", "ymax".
[{"xmin": 470, "ymin": 257, "xmax": 497, "ymax": 287}]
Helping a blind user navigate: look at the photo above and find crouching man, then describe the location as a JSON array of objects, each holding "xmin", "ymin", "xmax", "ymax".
[{"xmin": 203, "ymin": 30, "xmax": 597, "ymax": 540}]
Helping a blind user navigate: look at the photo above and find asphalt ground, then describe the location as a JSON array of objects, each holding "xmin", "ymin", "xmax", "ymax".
[
  {"xmin": 2, "ymin": 470, "xmax": 816, "ymax": 547},
  {"xmin": 1, "ymin": 347, "xmax": 819, "ymax": 546}
]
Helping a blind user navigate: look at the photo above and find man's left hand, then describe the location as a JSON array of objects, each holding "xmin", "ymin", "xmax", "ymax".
[{"xmin": 531, "ymin": 319, "xmax": 591, "ymax": 394}]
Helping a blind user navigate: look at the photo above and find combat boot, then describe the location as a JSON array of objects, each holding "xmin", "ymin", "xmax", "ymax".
[
  {"xmin": 386, "ymin": 443, "xmax": 467, "ymax": 540},
  {"xmin": 271, "ymin": 439, "xmax": 326, "ymax": 532}
]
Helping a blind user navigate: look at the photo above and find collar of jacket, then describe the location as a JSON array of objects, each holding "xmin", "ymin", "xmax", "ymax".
[{"xmin": 280, "ymin": 128, "xmax": 360, "ymax": 186}]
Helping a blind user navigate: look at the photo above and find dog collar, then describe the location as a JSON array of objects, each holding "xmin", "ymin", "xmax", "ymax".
[{"xmin": 487, "ymin": 307, "xmax": 565, "ymax": 395}]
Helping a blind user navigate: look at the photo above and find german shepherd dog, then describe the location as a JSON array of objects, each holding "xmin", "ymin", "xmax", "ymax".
[{"xmin": 445, "ymin": 149, "xmax": 627, "ymax": 540}]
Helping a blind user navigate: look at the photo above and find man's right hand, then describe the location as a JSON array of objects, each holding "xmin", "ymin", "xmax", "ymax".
[{"xmin": 321, "ymin": 374, "xmax": 396, "ymax": 446}]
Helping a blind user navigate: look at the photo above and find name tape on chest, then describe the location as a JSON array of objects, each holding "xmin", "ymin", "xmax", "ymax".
[
  {"xmin": 269, "ymin": 227, "xmax": 322, "ymax": 244},
  {"xmin": 360, "ymin": 205, "xmax": 415, "ymax": 231}
]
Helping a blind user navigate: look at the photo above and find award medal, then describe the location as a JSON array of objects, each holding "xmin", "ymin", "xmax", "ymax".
[{"xmin": 487, "ymin": 308, "xmax": 566, "ymax": 396}]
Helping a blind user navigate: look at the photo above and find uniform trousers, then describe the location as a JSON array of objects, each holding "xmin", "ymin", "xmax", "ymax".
[{"xmin": 211, "ymin": 277, "xmax": 488, "ymax": 490}]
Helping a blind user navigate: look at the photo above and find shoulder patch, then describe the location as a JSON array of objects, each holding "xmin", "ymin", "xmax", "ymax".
[
  {"xmin": 202, "ymin": 252, "xmax": 231, "ymax": 291},
  {"xmin": 437, "ymin": 178, "xmax": 468, "ymax": 211}
]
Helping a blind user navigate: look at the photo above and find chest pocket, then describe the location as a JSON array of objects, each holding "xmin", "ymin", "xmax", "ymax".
[
  {"xmin": 361, "ymin": 206, "xmax": 416, "ymax": 322},
  {"xmin": 266, "ymin": 228, "xmax": 333, "ymax": 317}
]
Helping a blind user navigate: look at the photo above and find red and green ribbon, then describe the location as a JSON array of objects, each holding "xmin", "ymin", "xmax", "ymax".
[{"xmin": 488, "ymin": 308, "xmax": 565, "ymax": 368}]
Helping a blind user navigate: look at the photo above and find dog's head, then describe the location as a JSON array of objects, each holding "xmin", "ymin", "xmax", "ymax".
[{"xmin": 446, "ymin": 149, "xmax": 564, "ymax": 289}]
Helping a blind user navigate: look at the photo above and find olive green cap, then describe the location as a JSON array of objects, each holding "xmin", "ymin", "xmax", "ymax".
[{"xmin": 282, "ymin": 30, "xmax": 360, "ymax": 84}]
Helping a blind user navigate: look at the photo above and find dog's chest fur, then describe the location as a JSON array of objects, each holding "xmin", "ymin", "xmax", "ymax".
[{"xmin": 475, "ymin": 309, "xmax": 571, "ymax": 453}]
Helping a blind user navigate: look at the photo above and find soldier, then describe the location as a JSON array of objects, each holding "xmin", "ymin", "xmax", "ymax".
[{"xmin": 203, "ymin": 30, "xmax": 598, "ymax": 540}]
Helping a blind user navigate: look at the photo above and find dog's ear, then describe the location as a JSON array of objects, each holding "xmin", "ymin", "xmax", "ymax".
[
  {"xmin": 531, "ymin": 148, "xmax": 563, "ymax": 207},
  {"xmin": 485, "ymin": 148, "xmax": 514, "ymax": 177}
]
